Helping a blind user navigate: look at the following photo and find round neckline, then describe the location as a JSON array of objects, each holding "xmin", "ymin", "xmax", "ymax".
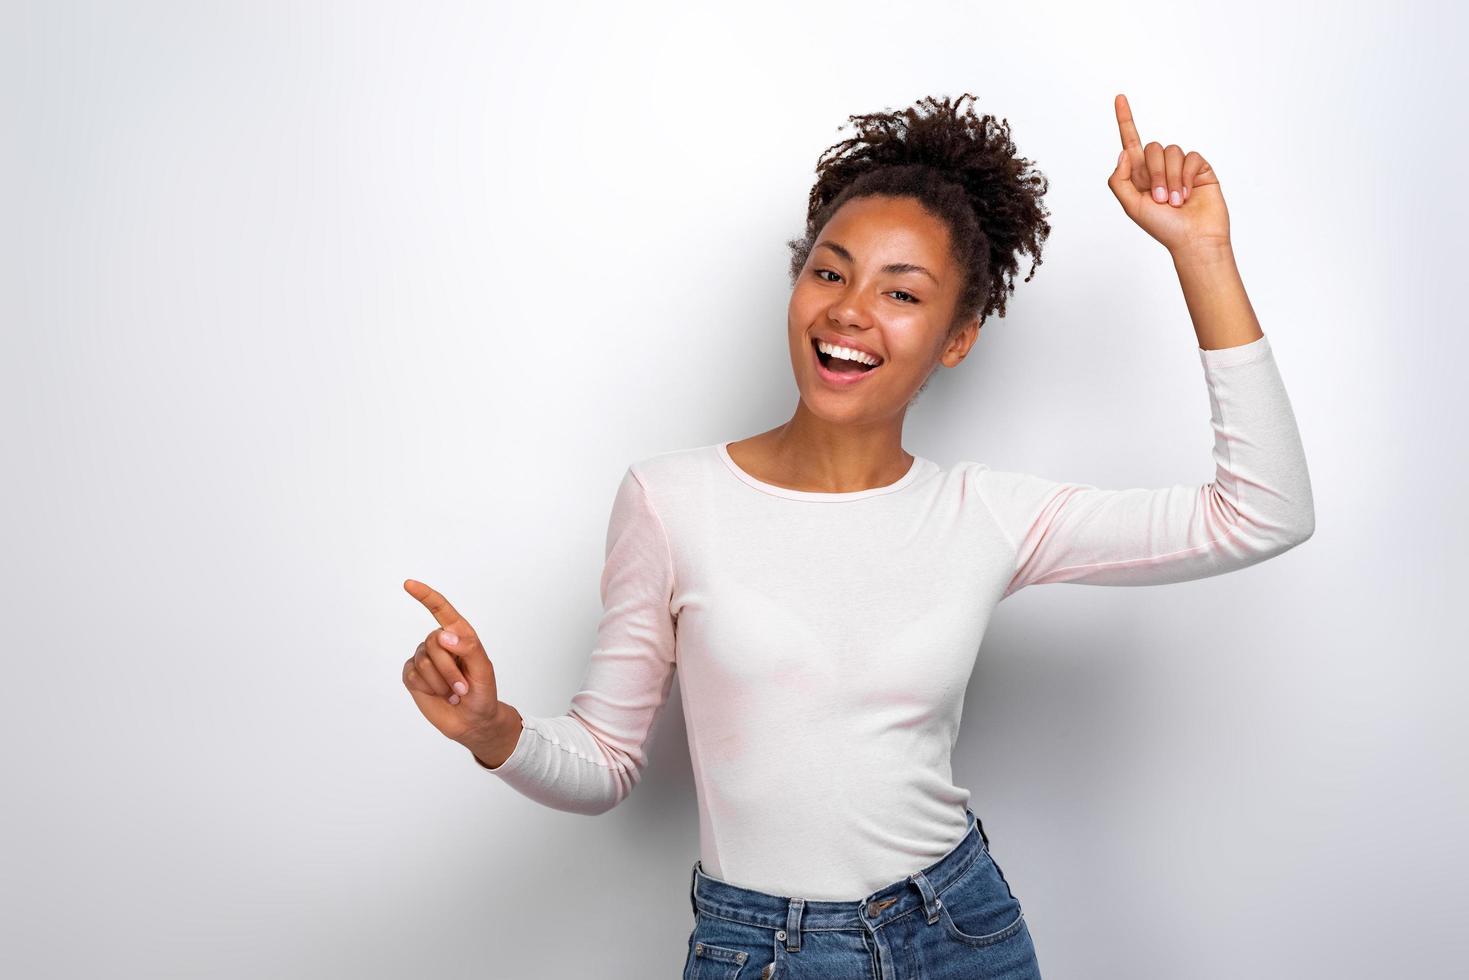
[{"xmin": 716, "ymin": 440, "xmax": 929, "ymax": 502}]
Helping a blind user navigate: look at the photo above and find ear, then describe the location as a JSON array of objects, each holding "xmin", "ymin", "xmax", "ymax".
[{"xmin": 940, "ymin": 317, "xmax": 980, "ymax": 367}]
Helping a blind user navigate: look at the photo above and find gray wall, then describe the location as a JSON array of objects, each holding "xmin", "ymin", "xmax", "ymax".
[{"xmin": 3, "ymin": 1, "xmax": 1463, "ymax": 977}]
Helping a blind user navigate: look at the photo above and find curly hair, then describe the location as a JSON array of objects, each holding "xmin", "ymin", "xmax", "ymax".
[{"xmin": 787, "ymin": 93, "xmax": 1052, "ymax": 337}]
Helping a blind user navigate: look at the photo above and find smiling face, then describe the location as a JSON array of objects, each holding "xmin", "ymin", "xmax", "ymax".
[{"xmin": 788, "ymin": 194, "xmax": 979, "ymax": 426}]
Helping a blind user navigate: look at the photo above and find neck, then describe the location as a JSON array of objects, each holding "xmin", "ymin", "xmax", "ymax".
[{"xmin": 752, "ymin": 405, "xmax": 913, "ymax": 493}]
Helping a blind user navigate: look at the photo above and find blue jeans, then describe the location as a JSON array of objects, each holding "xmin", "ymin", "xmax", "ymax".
[{"xmin": 683, "ymin": 807, "xmax": 1042, "ymax": 978}]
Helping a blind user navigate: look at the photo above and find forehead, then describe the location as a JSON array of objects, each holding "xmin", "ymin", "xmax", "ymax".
[{"xmin": 819, "ymin": 196, "xmax": 951, "ymax": 258}]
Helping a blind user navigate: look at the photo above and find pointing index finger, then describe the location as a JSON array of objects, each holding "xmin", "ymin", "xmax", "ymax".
[
  {"xmin": 403, "ymin": 578, "xmax": 467, "ymax": 632},
  {"xmin": 1114, "ymin": 93, "xmax": 1142, "ymax": 152}
]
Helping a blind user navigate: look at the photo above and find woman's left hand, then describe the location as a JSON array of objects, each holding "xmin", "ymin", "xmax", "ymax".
[{"xmin": 1107, "ymin": 93, "xmax": 1230, "ymax": 257}]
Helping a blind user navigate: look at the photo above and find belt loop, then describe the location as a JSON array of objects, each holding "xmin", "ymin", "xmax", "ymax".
[
  {"xmin": 689, "ymin": 861, "xmax": 699, "ymax": 916},
  {"xmin": 783, "ymin": 897, "xmax": 804, "ymax": 952},
  {"xmin": 908, "ymin": 870, "xmax": 942, "ymax": 924},
  {"xmin": 966, "ymin": 806, "xmax": 988, "ymax": 849}
]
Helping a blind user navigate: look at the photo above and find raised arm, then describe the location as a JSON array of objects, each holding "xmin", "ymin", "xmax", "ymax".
[
  {"xmin": 475, "ymin": 465, "xmax": 678, "ymax": 815},
  {"xmin": 972, "ymin": 333, "xmax": 1314, "ymax": 598},
  {"xmin": 967, "ymin": 96, "xmax": 1314, "ymax": 597}
]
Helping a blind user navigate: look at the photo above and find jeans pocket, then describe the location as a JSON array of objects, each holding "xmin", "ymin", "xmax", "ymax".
[
  {"xmin": 686, "ymin": 939, "xmax": 749, "ymax": 979},
  {"xmin": 683, "ymin": 913, "xmax": 780, "ymax": 979},
  {"xmin": 937, "ymin": 850, "xmax": 1027, "ymax": 948}
]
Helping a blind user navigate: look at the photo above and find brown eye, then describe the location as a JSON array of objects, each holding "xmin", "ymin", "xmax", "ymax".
[{"xmin": 890, "ymin": 291, "xmax": 918, "ymax": 303}]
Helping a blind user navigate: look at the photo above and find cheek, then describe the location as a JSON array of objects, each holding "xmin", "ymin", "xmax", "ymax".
[
  {"xmin": 884, "ymin": 324, "xmax": 938, "ymax": 363},
  {"xmin": 788, "ymin": 284, "xmax": 820, "ymax": 322}
]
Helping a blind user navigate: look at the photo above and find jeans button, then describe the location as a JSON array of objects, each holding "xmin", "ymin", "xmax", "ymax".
[{"xmin": 776, "ymin": 930, "xmax": 786, "ymax": 941}]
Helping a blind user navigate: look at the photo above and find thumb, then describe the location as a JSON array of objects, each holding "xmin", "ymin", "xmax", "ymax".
[
  {"xmin": 1107, "ymin": 148, "xmax": 1141, "ymax": 218},
  {"xmin": 440, "ymin": 626, "xmax": 496, "ymax": 685}
]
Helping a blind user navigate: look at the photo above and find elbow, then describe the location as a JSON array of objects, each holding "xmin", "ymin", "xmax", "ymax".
[
  {"xmin": 1286, "ymin": 476, "xmax": 1316, "ymax": 547},
  {"xmin": 588, "ymin": 784, "xmax": 632, "ymax": 816},
  {"xmin": 1262, "ymin": 482, "xmax": 1314, "ymax": 552},
  {"xmin": 1289, "ymin": 501, "xmax": 1316, "ymax": 547},
  {"xmin": 1295, "ymin": 514, "xmax": 1316, "ymax": 546},
  {"xmin": 577, "ymin": 798, "xmax": 621, "ymax": 818},
  {"xmin": 584, "ymin": 771, "xmax": 638, "ymax": 817},
  {"xmin": 1272, "ymin": 510, "xmax": 1315, "ymax": 553},
  {"xmin": 539, "ymin": 785, "xmax": 627, "ymax": 818}
]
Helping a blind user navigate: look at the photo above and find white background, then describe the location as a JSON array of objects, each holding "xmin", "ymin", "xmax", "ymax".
[{"xmin": 3, "ymin": 1, "xmax": 1464, "ymax": 977}]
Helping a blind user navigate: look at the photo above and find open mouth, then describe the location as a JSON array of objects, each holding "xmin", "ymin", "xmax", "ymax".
[{"xmin": 812, "ymin": 337, "xmax": 882, "ymax": 381}]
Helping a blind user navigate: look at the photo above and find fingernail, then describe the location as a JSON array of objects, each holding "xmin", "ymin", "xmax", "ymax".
[
  {"xmin": 454, "ymin": 681, "xmax": 468, "ymax": 695},
  {"xmin": 1153, "ymin": 186, "xmax": 1167, "ymax": 203},
  {"xmin": 1183, "ymin": 186, "xmax": 1189, "ymax": 201},
  {"xmin": 441, "ymin": 631, "xmax": 458, "ymax": 646},
  {"xmin": 1170, "ymin": 190, "xmax": 1181, "ymax": 206},
  {"xmin": 449, "ymin": 694, "xmax": 460, "ymax": 705}
]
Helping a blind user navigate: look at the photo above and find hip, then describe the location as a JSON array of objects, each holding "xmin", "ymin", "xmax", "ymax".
[{"xmin": 683, "ymin": 806, "xmax": 1042, "ymax": 979}]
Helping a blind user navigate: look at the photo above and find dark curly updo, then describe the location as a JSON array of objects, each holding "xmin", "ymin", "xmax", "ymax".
[{"xmin": 787, "ymin": 93, "xmax": 1052, "ymax": 337}]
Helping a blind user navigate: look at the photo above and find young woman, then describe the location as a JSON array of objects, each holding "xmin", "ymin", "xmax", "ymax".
[{"xmin": 401, "ymin": 92, "xmax": 1315, "ymax": 979}]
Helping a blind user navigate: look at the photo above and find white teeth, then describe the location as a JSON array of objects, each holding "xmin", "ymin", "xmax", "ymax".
[{"xmin": 816, "ymin": 340, "xmax": 882, "ymax": 366}]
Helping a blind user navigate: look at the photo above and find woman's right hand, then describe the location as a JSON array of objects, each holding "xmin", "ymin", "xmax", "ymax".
[{"xmin": 401, "ymin": 579, "xmax": 506, "ymax": 747}]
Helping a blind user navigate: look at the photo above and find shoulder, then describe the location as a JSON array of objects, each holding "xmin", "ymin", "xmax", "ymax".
[
  {"xmin": 618, "ymin": 443, "xmax": 724, "ymax": 516},
  {"xmin": 950, "ymin": 459, "xmax": 1076, "ymax": 527},
  {"xmin": 955, "ymin": 459, "xmax": 1063, "ymax": 497},
  {"xmin": 626, "ymin": 443, "xmax": 717, "ymax": 486}
]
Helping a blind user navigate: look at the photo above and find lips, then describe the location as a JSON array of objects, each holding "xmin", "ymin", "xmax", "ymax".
[
  {"xmin": 810, "ymin": 336, "xmax": 883, "ymax": 388},
  {"xmin": 811, "ymin": 333, "xmax": 885, "ymax": 364}
]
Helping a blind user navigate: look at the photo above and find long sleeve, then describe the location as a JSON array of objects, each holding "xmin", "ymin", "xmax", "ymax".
[
  {"xmin": 474, "ymin": 464, "xmax": 679, "ymax": 815},
  {"xmin": 971, "ymin": 333, "xmax": 1315, "ymax": 599}
]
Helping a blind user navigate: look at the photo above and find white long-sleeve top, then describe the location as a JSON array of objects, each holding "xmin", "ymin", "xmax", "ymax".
[{"xmin": 476, "ymin": 333, "xmax": 1314, "ymax": 900}]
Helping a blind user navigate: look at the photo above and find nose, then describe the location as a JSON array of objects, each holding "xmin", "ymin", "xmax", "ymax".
[{"xmin": 826, "ymin": 288, "xmax": 875, "ymax": 332}]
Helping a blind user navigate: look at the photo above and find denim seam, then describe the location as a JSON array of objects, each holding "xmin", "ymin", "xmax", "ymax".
[
  {"xmin": 939, "ymin": 906, "xmax": 1027, "ymax": 947},
  {"xmin": 696, "ymin": 907, "xmax": 852, "ymax": 934},
  {"xmin": 933, "ymin": 842, "xmax": 988, "ymax": 902}
]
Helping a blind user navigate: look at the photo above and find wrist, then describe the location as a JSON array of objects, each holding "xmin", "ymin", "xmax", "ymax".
[
  {"xmin": 1170, "ymin": 238, "xmax": 1235, "ymax": 270},
  {"xmin": 465, "ymin": 702, "xmax": 524, "ymax": 770}
]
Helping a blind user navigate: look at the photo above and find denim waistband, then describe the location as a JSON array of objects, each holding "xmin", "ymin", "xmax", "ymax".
[{"xmin": 688, "ymin": 807, "xmax": 991, "ymax": 942}]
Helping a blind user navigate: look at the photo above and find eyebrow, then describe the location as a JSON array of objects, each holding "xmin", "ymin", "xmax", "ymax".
[{"xmin": 814, "ymin": 241, "xmax": 940, "ymax": 284}]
